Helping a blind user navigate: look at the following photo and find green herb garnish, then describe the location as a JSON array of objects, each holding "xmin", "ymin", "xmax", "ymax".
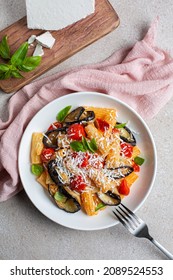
[
  {"xmin": 134, "ymin": 156, "xmax": 145, "ymax": 166},
  {"xmin": 0, "ymin": 35, "xmax": 10, "ymax": 59},
  {"xmin": 82, "ymin": 136, "xmax": 88, "ymax": 151},
  {"xmin": 70, "ymin": 137, "xmax": 98, "ymax": 153},
  {"xmin": 0, "ymin": 35, "xmax": 41, "ymax": 80},
  {"xmin": 31, "ymin": 164, "xmax": 43, "ymax": 176},
  {"xmin": 95, "ymin": 203, "xmax": 105, "ymax": 211},
  {"xmin": 56, "ymin": 106, "xmax": 72, "ymax": 122},
  {"xmin": 11, "ymin": 42, "xmax": 29, "ymax": 66},
  {"xmin": 70, "ymin": 141, "xmax": 86, "ymax": 152},
  {"xmin": 87, "ymin": 138, "xmax": 98, "ymax": 153},
  {"xmin": 54, "ymin": 192, "xmax": 67, "ymax": 203},
  {"xmin": 18, "ymin": 56, "xmax": 41, "ymax": 72},
  {"xmin": 114, "ymin": 122, "xmax": 127, "ymax": 129}
]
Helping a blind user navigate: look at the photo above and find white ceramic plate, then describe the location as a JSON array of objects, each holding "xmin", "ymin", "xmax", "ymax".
[{"xmin": 18, "ymin": 92, "xmax": 157, "ymax": 230}]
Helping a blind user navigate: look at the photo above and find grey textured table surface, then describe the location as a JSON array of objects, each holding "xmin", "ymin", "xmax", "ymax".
[{"xmin": 0, "ymin": 0, "xmax": 173, "ymax": 260}]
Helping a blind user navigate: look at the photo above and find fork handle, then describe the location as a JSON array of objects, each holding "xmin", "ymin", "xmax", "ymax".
[{"xmin": 150, "ymin": 238, "xmax": 173, "ymax": 260}]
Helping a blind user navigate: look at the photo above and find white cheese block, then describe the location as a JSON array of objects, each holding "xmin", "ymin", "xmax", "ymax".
[
  {"xmin": 26, "ymin": 0, "xmax": 95, "ymax": 31},
  {"xmin": 36, "ymin": 32, "xmax": 56, "ymax": 49}
]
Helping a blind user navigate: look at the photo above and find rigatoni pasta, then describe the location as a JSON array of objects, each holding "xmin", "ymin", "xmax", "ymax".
[
  {"xmin": 30, "ymin": 105, "xmax": 145, "ymax": 216},
  {"xmin": 30, "ymin": 133, "xmax": 44, "ymax": 164}
]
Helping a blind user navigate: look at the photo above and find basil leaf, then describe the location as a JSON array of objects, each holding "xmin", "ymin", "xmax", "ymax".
[
  {"xmin": 11, "ymin": 70, "xmax": 23, "ymax": 79},
  {"xmin": 87, "ymin": 138, "xmax": 98, "ymax": 153},
  {"xmin": 70, "ymin": 141, "xmax": 86, "ymax": 152},
  {"xmin": 8, "ymin": 64, "xmax": 17, "ymax": 71},
  {"xmin": 81, "ymin": 137, "xmax": 98, "ymax": 153},
  {"xmin": 82, "ymin": 136, "xmax": 89, "ymax": 151},
  {"xmin": 18, "ymin": 56, "xmax": 41, "ymax": 72},
  {"xmin": 54, "ymin": 192, "xmax": 67, "ymax": 202},
  {"xmin": 0, "ymin": 66, "xmax": 11, "ymax": 80},
  {"xmin": 134, "ymin": 156, "xmax": 145, "ymax": 166},
  {"xmin": 0, "ymin": 64, "xmax": 10, "ymax": 72},
  {"xmin": 0, "ymin": 72, "xmax": 6, "ymax": 80},
  {"xmin": 11, "ymin": 42, "xmax": 28, "ymax": 66},
  {"xmin": 31, "ymin": 164, "xmax": 43, "ymax": 176},
  {"xmin": 95, "ymin": 203, "xmax": 105, "ymax": 211},
  {"xmin": 114, "ymin": 122, "xmax": 127, "ymax": 129},
  {"xmin": 56, "ymin": 106, "xmax": 72, "ymax": 122},
  {"xmin": 4, "ymin": 70, "xmax": 11, "ymax": 79},
  {"xmin": 0, "ymin": 35, "xmax": 11, "ymax": 59}
]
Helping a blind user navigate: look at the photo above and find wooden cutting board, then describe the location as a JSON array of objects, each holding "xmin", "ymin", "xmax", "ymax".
[{"xmin": 0, "ymin": 0, "xmax": 119, "ymax": 93}]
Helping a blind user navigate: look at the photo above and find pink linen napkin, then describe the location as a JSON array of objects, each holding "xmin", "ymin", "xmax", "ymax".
[{"xmin": 0, "ymin": 18, "xmax": 173, "ymax": 202}]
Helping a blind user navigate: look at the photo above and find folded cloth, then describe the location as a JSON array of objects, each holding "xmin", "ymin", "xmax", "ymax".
[{"xmin": 0, "ymin": 18, "xmax": 173, "ymax": 202}]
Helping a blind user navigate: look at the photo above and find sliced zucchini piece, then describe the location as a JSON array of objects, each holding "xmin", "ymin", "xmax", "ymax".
[{"xmin": 43, "ymin": 128, "xmax": 67, "ymax": 148}]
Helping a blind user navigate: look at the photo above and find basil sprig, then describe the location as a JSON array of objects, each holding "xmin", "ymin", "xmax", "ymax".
[
  {"xmin": 70, "ymin": 137, "xmax": 98, "ymax": 153},
  {"xmin": 0, "ymin": 35, "xmax": 41, "ymax": 80}
]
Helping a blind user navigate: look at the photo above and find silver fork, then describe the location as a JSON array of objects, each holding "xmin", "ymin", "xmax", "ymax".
[{"xmin": 113, "ymin": 203, "xmax": 173, "ymax": 260}]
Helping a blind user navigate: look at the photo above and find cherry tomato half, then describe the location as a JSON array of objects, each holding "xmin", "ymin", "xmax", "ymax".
[
  {"xmin": 120, "ymin": 142, "xmax": 133, "ymax": 158},
  {"xmin": 41, "ymin": 148, "xmax": 55, "ymax": 162},
  {"xmin": 118, "ymin": 179, "xmax": 130, "ymax": 196},
  {"xmin": 133, "ymin": 162, "xmax": 140, "ymax": 172},
  {"xmin": 72, "ymin": 152, "xmax": 89, "ymax": 168},
  {"xmin": 95, "ymin": 118, "xmax": 110, "ymax": 132},
  {"xmin": 80, "ymin": 153, "xmax": 89, "ymax": 168},
  {"xmin": 112, "ymin": 128, "xmax": 119, "ymax": 134},
  {"xmin": 70, "ymin": 175, "xmax": 86, "ymax": 192},
  {"xmin": 67, "ymin": 123, "xmax": 86, "ymax": 141},
  {"xmin": 48, "ymin": 121, "xmax": 62, "ymax": 131}
]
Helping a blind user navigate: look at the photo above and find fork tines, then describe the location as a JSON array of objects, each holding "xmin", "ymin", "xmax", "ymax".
[{"xmin": 113, "ymin": 203, "xmax": 141, "ymax": 231}]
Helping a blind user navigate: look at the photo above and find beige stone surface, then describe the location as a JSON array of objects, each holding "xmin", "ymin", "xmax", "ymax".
[{"xmin": 0, "ymin": 0, "xmax": 173, "ymax": 260}]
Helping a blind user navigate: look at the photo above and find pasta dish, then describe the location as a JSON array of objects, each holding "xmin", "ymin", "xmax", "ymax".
[{"xmin": 30, "ymin": 106, "xmax": 144, "ymax": 216}]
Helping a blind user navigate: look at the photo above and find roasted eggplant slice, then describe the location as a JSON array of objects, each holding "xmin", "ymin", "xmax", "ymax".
[
  {"xmin": 48, "ymin": 185, "xmax": 81, "ymax": 213},
  {"xmin": 97, "ymin": 191, "xmax": 121, "ymax": 206},
  {"xmin": 47, "ymin": 159, "xmax": 70, "ymax": 187},
  {"xmin": 64, "ymin": 107, "xmax": 85, "ymax": 124},
  {"xmin": 117, "ymin": 123, "xmax": 136, "ymax": 146},
  {"xmin": 63, "ymin": 186, "xmax": 81, "ymax": 205},
  {"xmin": 43, "ymin": 128, "xmax": 67, "ymax": 148},
  {"xmin": 106, "ymin": 166, "xmax": 134, "ymax": 179},
  {"xmin": 64, "ymin": 106, "xmax": 95, "ymax": 124},
  {"xmin": 54, "ymin": 195, "xmax": 81, "ymax": 213},
  {"xmin": 78, "ymin": 110, "xmax": 95, "ymax": 123}
]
